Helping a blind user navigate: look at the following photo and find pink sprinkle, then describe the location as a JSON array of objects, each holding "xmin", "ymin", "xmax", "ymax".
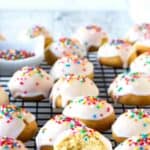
[
  {"xmin": 36, "ymin": 82, "xmax": 39, "ymax": 86},
  {"xmin": 83, "ymin": 68, "xmax": 86, "ymax": 72},
  {"xmin": 20, "ymin": 81, "xmax": 24, "ymax": 85},
  {"xmin": 24, "ymin": 91, "xmax": 27, "ymax": 94},
  {"xmin": 107, "ymin": 107, "xmax": 110, "ymax": 112}
]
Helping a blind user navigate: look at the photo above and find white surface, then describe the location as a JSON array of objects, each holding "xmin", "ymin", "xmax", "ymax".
[
  {"xmin": 129, "ymin": 0, "xmax": 150, "ymax": 23},
  {"xmin": 0, "ymin": 0, "xmax": 127, "ymax": 10}
]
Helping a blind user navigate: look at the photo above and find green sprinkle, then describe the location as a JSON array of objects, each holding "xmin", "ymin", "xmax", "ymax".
[{"xmin": 117, "ymin": 87, "xmax": 123, "ymax": 92}]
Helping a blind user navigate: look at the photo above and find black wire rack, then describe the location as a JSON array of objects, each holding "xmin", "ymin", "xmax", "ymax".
[{"xmin": 1, "ymin": 52, "xmax": 150, "ymax": 149}]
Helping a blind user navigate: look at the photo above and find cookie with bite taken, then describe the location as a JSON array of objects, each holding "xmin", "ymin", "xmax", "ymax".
[
  {"xmin": 54, "ymin": 126, "xmax": 112, "ymax": 150},
  {"xmin": 36, "ymin": 114, "xmax": 84, "ymax": 150}
]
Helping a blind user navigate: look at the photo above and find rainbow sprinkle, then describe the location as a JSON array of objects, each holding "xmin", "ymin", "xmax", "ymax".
[
  {"xmin": 0, "ymin": 49, "xmax": 35, "ymax": 60},
  {"xmin": 0, "ymin": 104, "xmax": 28, "ymax": 124},
  {"xmin": 122, "ymin": 134, "xmax": 150, "ymax": 149},
  {"xmin": 70, "ymin": 96, "xmax": 110, "ymax": 110},
  {"xmin": 62, "ymin": 74, "xmax": 87, "ymax": 83},
  {"xmin": 124, "ymin": 109, "xmax": 150, "ymax": 127},
  {"xmin": 115, "ymin": 72, "xmax": 147, "ymax": 93},
  {"xmin": 28, "ymin": 25, "xmax": 45, "ymax": 38},
  {"xmin": 71, "ymin": 126, "xmax": 95, "ymax": 142},
  {"xmin": 0, "ymin": 137, "xmax": 22, "ymax": 149},
  {"xmin": 19, "ymin": 66, "xmax": 45, "ymax": 78},
  {"xmin": 59, "ymin": 55, "xmax": 87, "ymax": 66},
  {"xmin": 50, "ymin": 115, "xmax": 83, "ymax": 128},
  {"xmin": 59, "ymin": 38, "xmax": 80, "ymax": 50}
]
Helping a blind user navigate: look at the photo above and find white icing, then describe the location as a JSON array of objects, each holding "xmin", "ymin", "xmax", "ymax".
[
  {"xmin": 108, "ymin": 72, "xmax": 150, "ymax": 97},
  {"xmin": 63, "ymin": 97, "xmax": 113, "ymax": 120},
  {"xmin": 115, "ymin": 135, "xmax": 150, "ymax": 150},
  {"xmin": 0, "ymin": 87, "xmax": 9, "ymax": 105},
  {"xmin": 8, "ymin": 66, "xmax": 53, "ymax": 99},
  {"xmin": 0, "ymin": 105, "xmax": 35, "ymax": 139},
  {"xmin": 49, "ymin": 37, "xmax": 87, "ymax": 58},
  {"xmin": 98, "ymin": 44, "xmax": 119, "ymax": 57},
  {"xmin": 126, "ymin": 23, "xmax": 150, "ymax": 43},
  {"xmin": 72, "ymin": 25, "xmax": 108, "ymax": 48},
  {"xmin": 50, "ymin": 55, "xmax": 94, "ymax": 80},
  {"xmin": 97, "ymin": 40, "xmax": 134, "ymax": 68},
  {"xmin": 130, "ymin": 52, "xmax": 150, "ymax": 74},
  {"xmin": 0, "ymin": 117, "xmax": 25, "ymax": 138},
  {"xmin": 54, "ymin": 127, "xmax": 112, "ymax": 150},
  {"xmin": 36, "ymin": 115, "xmax": 83, "ymax": 149},
  {"xmin": 112, "ymin": 110, "xmax": 150, "ymax": 138},
  {"xmin": 36, "ymin": 120, "xmax": 70, "ymax": 149},
  {"xmin": 50, "ymin": 75, "xmax": 99, "ymax": 108}
]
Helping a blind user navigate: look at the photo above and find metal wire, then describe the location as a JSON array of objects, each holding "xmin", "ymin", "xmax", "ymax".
[{"xmin": 1, "ymin": 52, "xmax": 150, "ymax": 149}]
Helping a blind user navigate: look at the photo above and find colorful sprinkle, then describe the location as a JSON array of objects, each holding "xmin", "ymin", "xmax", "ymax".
[
  {"xmin": 28, "ymin": 25, "xmax": 48, "ymax": 38},
  {"xmin": 19, "ymin": 66, "xmax": 45, "ymax": 78},
  {"xmin": 0, "ymin": 104, "xmax": 29, "ymax": 124},
  {"xmin": 71, "ymin": 126, "xmax": 95, "ymax": 142},
  {"xmin": 50, "ymin": 115, "xmax": 83, "ymax": 128},
  {"xmin": 0, "ymin": 137, "xmax": 22, "ymax": 149},
  {"xmin": 123, "ymin": 133, "xmax": 150, "ymax": 149},
  {"xmin": 62, "ymin": 74, "xmax": 87, "ymax": 83},
  {"xmin": 0, "ymin": 49, "xmax": 35, "ymax": 60},
  {"xmin": 124, "ymin": 109, "xmax": 150, "ymax": 127}
]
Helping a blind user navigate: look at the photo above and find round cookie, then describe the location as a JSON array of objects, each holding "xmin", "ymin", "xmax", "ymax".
[
  {"xmin": 63, "ymin": 96, "xmax": 116, "ymax": 131},
  {"xmin": 27, "ymin": 25, "xmax": 53, "ymax": 48},
  {"xmin": 36, "ymin": 114, "xmax": 84, "ymax": 150},
  {"xmin": 72, "ymin": 24, "xmax": 108, "ymax": 51},
  {"xmin": 97, "ymin": 39, "xmax": 136, "ymax": 68},
  {"xmin": 126, "ymin": 23, "xmax": 150, "ymax": 43},
  {"xmin": 0, "ymin": 137, "xmax": 27, "ymax": 150},
  {"xmin": 9, "ymin": 66, "xmax": 53, "ymax": 101},
  {"xmin": 115, "ymin": 134, "xmax": 150, "ymax": 150},
  {"xmin": 54, "ymin": 126, "xmax": 112, "ymax": 150},
  {"xmin": 0, "ymin": 104, "xmax": 38, "ymax": 142},
  {"xmin": 45, "ymin": 37, "xmax": 87, "ymax": 65},
  {"xmin": 130, "ymin": 51, "xmax": 150, "ymax": 74},
  {"xmin": 50, "ymin": 75, "xmax": 99, "ymax": 108},
  {"xmin": 108, "ymin": 71, "xmax": 150, "ymax": 105},
  {"xmin": 50, "ymin": 55, "xmax": 94, "ymax": 81},
  {"xmin": 126, "ymin": 23, "xmax": 150, "ymax": 55},
  {"xmin": 112, "ymin": 109, "xmax": 150, "ymax": 143},
  {"xmin": 0, "ymin": 86, "xmax": 9, "ymax": 105}
]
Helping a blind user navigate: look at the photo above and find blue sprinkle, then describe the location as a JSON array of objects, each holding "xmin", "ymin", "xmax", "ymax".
[{"xmin": 93, "ymin": 114, "xmax": 97, "ymax": 119}]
